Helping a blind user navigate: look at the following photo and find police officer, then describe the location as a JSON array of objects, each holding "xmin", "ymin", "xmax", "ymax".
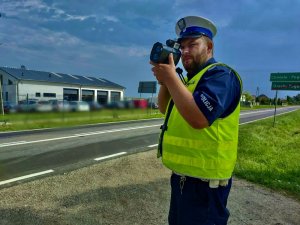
[{"xmin": 150, "ymin": 16, "xmax": 242, "ymax": 225}]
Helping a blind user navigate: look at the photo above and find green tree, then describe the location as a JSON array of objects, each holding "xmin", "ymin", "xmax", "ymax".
[
  {"xmin": 243, "ymin": 91, "xmax": 254, "ymax": 102},
  {"xmin": 258, "ymin": 94, "xmax": 270, "ymax": 105},
  {"xmin": 293, "ymin": 94, "xmax": 300, "ymax": 104},
  {"xmin": 287, "ymin": 95, "xmax": 294, "ymax": 104}
]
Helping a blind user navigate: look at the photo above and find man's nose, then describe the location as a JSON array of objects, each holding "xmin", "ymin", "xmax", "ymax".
[{"xmin": 181, "ymin": 48, "xmax": 189, "ymax": 55}]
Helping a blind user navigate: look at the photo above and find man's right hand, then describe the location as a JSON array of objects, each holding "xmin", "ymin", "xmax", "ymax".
[{"xmin": 150, "ymin": 53, "xmax": 177, "ymax": 87}]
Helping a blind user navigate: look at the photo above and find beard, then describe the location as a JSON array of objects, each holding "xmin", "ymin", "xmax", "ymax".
[
  {"xmin": 183, "ymin": 62, "xmax": 197, "ymax": 74},
  {"xmin": 182, "ymin": 58, "xmax": 202, "ymax": 75},
  {"xmin": 182, "ymin": 54, "xmax": 210, "ymax": 76}
]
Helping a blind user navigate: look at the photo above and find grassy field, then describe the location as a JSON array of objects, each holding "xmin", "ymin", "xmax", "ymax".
[{"xmin": 235, "ymin": 109, "xmax": 300, "ymax": 200}]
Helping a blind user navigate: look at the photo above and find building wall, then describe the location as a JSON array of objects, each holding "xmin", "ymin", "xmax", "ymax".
[
  {"xmin": 0, "ymin": 73, "xmax": 18, "ymax": 102},
  {"xmin": 0, "ymin": 71, "xmax": 124, "ymax": 104},
  {"xmin": 17, "ymin": 81, "xmax": 124, "ymax": 103},
  {"xmin": 18, "ymin": 82, "xmax": 66, "ymax": 101}
]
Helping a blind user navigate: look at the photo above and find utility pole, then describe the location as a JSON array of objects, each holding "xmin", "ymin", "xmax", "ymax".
[
  {"xmin": 0, "ymin": 12, "xmax": 5, "ymax": 116},
  {"xmin": 256, "ymin": 86, "xmax": 260, "ymax": 97},
  {"xmin": 0, "ymin": 77, "xmax": 4, "ymax": 116},
  {"xmin": 255, "ymin": 86, "xmax": 260, "ymax": 104},
  {"xmin": 272, "ymin": 90, "xmax": 278, "ymax": 127}
]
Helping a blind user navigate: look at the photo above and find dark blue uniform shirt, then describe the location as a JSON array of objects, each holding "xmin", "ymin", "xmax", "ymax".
[{"xmin": 188, "ymin": 58, "xmax": 241, "ymax": 126}]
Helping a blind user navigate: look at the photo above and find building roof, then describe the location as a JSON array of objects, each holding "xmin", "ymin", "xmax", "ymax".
[{"xmin": 0, "ymin": 66, "xmax": 125, "ymax": 90}]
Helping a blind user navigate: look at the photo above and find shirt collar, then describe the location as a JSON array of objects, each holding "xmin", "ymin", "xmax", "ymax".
[{"xmin": 187, "ymin": 57, "xmax": 217, "ymax": 80}]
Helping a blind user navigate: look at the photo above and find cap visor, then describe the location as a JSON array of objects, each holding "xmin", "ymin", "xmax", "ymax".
[{"xmin": 177, "ymin": 34, "xmax": 203, "ymax": 43}]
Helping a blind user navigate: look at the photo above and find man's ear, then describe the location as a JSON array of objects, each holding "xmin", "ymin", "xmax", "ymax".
[{"xmin": 207, "ymin": 40, "xmax": 213, "ymax": 55}]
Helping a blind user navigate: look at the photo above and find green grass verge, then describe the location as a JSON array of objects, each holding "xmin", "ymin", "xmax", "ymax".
[
  {"xmin": 0, "ymin": 109, "xmax": 163, "ymax": 132},
  {"xmin": 235, "ymin": 109, "xmax": 300, "ymax": 200}
]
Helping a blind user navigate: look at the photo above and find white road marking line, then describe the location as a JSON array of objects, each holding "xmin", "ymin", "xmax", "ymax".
[
  {"xmin": 0, "ymin": 124, "xmax": 161, "ymax": 148},
  {"xmin": 240, "ymin": 109, "xmax": 275, "ymax": 115},
  {"xmin": 94, "ymin": 152, "xmax": 127, "ymax": 161},
  {"xmin": 239, "ymin": 109, "xmax": 298, "ymax": 125},
  {"xmin": 0, "ymin": 169, "xmax": 54, "ymax": 186},
  {"xmin": 148, "ymin": 144, "xmax": 158, "ymax": 148},
  {"xmin": 240, "ymin": 107, "xmax": 298, "ymax": 115},
  {"xmin": 1, "ymin": 141, "xmax": 28, "ymax": 146}
]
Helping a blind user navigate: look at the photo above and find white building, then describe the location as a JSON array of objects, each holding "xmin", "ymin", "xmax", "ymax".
[{"xmin": 0, "ymin": 66, "xmax": 125, "ymax": 105}]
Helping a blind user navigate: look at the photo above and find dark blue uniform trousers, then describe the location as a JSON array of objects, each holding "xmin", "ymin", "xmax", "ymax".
[{"xmin": 168, "ymin": 173, "xmax": 232, "ymax": 225}]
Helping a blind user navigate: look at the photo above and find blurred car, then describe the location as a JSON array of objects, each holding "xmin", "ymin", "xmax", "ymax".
[
  {"xmin": 87, "ymin": 101, "xmax": 103, "ymax": 111},
  {"xmin": 36, "ymin": 101, "xmax": 53, "ymax": 112},
  {"xmin": 123, "ymin": 100, "xmax": 135, "ymax": 109},
  {"xmin": 105, "ymin": 101, "xmax": 126, "ymax": 109},
  {"xmin": 50, "ymin": 100, "xmax": 70, "ymax": 112},
  {"xmin": 69, "ymin": 101, "xmax": 90, "ymax": 112},
  {"xmin": 133, "ymin": 99, "xmax": 148, "ymax": 109},
  {"xmin": 148, "ymin": 102, "xmax": 159, "ymax": 109},
  {"xmin": 18, "ymin": 99, "xmax": 39, "ymax": 112},
  {"xmin": 3, "ymin": 101, "xmax": 18, "ymax": 113}
]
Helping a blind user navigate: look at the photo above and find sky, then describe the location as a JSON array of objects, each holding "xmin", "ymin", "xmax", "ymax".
[{"xmin": 1, "ymin": 0, "xmax": 300, "ymax": 99}]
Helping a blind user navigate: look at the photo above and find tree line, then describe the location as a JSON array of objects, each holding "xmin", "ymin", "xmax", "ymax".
[{"xmin": 242, "ymin": 92, "xmax": 300, "ymax": 105}]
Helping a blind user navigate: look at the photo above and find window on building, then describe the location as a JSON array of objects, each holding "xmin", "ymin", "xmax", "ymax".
[
  {"xmin": 82, "ymin": 90, "xmax": 94, "ymax": 102},
  {"xmin": 111, "ymin": 91, "xmax": 121, "ymax": 103},
  {"xmin": 43, "ymin": 93, "xmax": 56, "ymax": 97},
  {"xmin": 8, "ymin": 79, "xmax": 13, "ymax": 85},
  {"xmin": 97, "ymin": 91, "xmax": 108, "ymax": 105},
  {"xmin": 36, "ymin": 92, "xmax": 41, "ymax": 97},
  {"xmin": 63, "ymin": 88, "xmax": 79, "ymax": 101}
]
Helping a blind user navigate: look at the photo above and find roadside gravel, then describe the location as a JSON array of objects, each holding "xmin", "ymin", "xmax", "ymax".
[{"xmin": 0, "ymin": 150, "xmax": 299, "ymax": 225}]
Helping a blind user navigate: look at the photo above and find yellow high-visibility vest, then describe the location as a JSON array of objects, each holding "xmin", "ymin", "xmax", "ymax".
[{"xmin": 160, "ymin": 63, "xmax": 242, "ymax": 179}]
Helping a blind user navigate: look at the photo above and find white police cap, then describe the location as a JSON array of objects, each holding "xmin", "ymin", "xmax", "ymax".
[{"xmin": 175, "ymin": 16, "xmax": 217, "ymax": 40}]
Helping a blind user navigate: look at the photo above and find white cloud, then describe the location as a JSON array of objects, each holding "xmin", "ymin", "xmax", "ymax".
[
  {"xmin": 103, "ymin": 45, "xmax": 148, "ymax": 57},
  {"xmin": 0, "ymin": 20, "xmax": 82, "ymax": 50},
  {"xmin": 1, "ymin": 0, "xmax": 50, "ymax": 17},
  {"xmin": 65, "ymin": 14, "xmax": 96, "ymax": 21},
  {"xmin": 103, "ymin": 15, "xmax": 119, "ymax": 23},
  {"xmin": 1, "ymin": 0, "xmax": 96, "ymax": 22}
]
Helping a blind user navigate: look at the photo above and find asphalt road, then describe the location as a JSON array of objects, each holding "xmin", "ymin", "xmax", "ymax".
[
  {"xmin": 0, "ymin": 106, "xmax": 299, "ymax": 188},
  {"xmin": 239, "ymin": 106, "xmax": 299, "ymax": 124},
  {"xmin": 0, "ymin": 119, "xmax": 162, "ymax": 186}
]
